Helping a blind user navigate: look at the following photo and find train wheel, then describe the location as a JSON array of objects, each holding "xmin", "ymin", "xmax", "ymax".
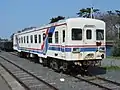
[
  {"xmin": 61, "ymin": 62, "xmax": 71, "ymax": 74},
  {"xmin": 62, "ymin": 62, "xmax": 68, "ymax": 72},
  {"xmin": 50, "ymin": 60, "xmax": 60, "ymax": 72},
  {"xmin": 42, "ymin": 58, "xmax": 48, "ymax": 67},
  {"xmin": 18, "ymin": 52, "xmax": 23, "ymax": 58}
]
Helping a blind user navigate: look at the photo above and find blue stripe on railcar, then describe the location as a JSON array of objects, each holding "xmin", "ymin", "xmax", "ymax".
[
  {"xmin": 18, "ymin": 46, "xmax": 99, "ymax": 54},
  {"xmin": 80, "ymin": 48, "xmax": 97, "ymax": 52}
]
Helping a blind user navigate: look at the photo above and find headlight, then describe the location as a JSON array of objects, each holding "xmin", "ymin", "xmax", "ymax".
[{"xmin": 72, "ymin": 48, "xmax": 80, "ymax": 53}]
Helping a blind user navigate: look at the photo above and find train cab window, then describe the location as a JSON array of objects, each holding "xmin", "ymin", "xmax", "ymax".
[
  {"xmin": 63, "ymin": 30, "xmax": 65, "ymax": 42},
  {"xmin": 72, "ymin": 28, "xmax": 82, "ymax": 40},
  {"xmin": 34, "ymin": 35, "xmax": 37, "ymax": 43},
  {"xmin": 27, "ymin": 36, "xmax": 29, "ymax": 43},
  {"xmin": 30, "ymin": 35, "xmax": 33, "ymax": 43},
  {"xmin": 55, "ymin": 31, "xmax": 58, "ymax": 43},
  {"xmin": 96, "ymin": 29, "xmax": 104, "ymax": 40},
  {"xmin": 48, "ymin": 33, "xmax": 52, "ymax": 43},
  {"xmin": 38, "ymin": 34, "xmax": 41, "ymax": 43},
  {"xmin": 24, "ymin": 36, "xmax": 26, "ymax": 43},
  {"xmin": 86, "ymin": 29, "xmax": 92, "ymax": 39}
]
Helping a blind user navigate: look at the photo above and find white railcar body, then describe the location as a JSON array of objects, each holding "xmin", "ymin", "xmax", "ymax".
[{"xmin": 13, "ymin": 18, "xmax": 106, "ymax": 64}]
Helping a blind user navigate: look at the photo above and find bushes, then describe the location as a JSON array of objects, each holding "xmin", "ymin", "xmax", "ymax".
[{"xmin": 111, "ymin": 40, "xmax": 120, "ymax": 56}]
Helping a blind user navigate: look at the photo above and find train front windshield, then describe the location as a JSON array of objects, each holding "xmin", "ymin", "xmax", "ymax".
[
  {"xmin": 71, "ymin": 28, "xmax": 104, "ymax": 41},
  {"xmin": 72, "ymin": 28, "xmax": 82, "ymax": 40},
  {"xmin": 96, "ymin": 29, "xmax": 104, "ymax": 40}
]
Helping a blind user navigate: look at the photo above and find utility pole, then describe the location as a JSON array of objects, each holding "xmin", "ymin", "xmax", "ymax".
[
  {"xmin": 115, "ymin": 24, "xmax": 120, "ymax": 39},
  {"xmin": 91, "ymin": 7, "xmax": 93, "ymax": 18}
]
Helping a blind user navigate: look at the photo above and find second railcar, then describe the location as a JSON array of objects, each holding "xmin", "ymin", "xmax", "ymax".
[{"xmin": 0, "ymin": 41, "xmax": 13, "ymax": 51}]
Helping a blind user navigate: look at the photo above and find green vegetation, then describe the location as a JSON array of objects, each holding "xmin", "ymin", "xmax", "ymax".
[
  {"xmin": 49, "ymin": 16, "xmax": 65, "ymax": 23},
  {"xmin": 111, "ymin": 40, "xmax": 120, "ymax": 57},
  {"xmin": 76, "ymin": 7, "xmax": 99, "ymax": 18},
  {"xmin": 106, "ymin": 56, "xmax": 120, "ymax": 59},
  {"xmin": 102, "ymin": 65, "xmax": 120, "ymax": 71}
]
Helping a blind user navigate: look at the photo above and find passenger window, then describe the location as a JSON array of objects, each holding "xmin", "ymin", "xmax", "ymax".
[
  {"xmin": 43, "ymin": 33, "xmax": 46, "ymax": 41},
  {"xmin": 19, "ymin": 38, "xmax": 20, "ymax": 43},
  {"xmin": 63, "ymin": 30, "xmax": 65, "ymax": 42},
  {"xmin": 30, "ymin": 35, "xmax": 33, "ymax": 43},
  {"xmin": 55, "ymin": 31, "xmax": 58, "ymax": 43},
  {"xmin": 27, "ymin": 36, "xmax": 29, "ymax": 43},
  {"xmin": 24, "ymin": 36, "xmax": 25, "ymax": 43},
  {"xmin": 38, "ymin": 34, "xmax": 41, "ymax": 43},
  {"xmin": 21, "ymin": 37, "xmax": 23, "ymax": 43},
  {"xmin": 86, "ymin": 30, "xmax": 92, "ymax": 39},
  {"xmin": 34, "ymin": 35, "xmax": 37, "ymax": 43},
  {"xmin": 21, "ymin": 37, "xmax": 22, "ymax": 43},
  {"xmin": 72, "ymin": 28, "xmax": 82, "ymax": 40},
  {"xmin": 48, "ymin": 33, "xmax": 52, "ymax": 43}
]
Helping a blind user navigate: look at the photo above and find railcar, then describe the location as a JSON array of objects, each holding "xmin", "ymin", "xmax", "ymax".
[
  {"xmin": 13, "ymin": 17, "xmax": 106, "ymax": 72},
  {"xmin": 0, "ymin": 41, "xmax": 13, "ymax": 51}
]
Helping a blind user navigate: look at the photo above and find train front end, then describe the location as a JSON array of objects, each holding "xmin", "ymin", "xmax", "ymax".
[{"xmin": 66, "ymin": 18, "xmax": 106, "ymax": 66}]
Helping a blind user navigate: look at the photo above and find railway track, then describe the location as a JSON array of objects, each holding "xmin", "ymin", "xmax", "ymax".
[
  {"xmin": 9, "ymin": 51, "xmax": 120, "ymax": 90},
  {"xmin": 73, "ymin": 74, "xmax": 120, "ymax": 90},
  {"xmin": 0, "ymin": 55, "xmax": 58, "ymax": 90}
]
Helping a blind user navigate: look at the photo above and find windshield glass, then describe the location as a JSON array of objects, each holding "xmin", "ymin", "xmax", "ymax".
[
  {"xmin": 72, "ymin": 28, "xmax": 82, "ymax": 40},
  {"xmin": 96, "ymin": 29, "xmax": 104, "ymax": 40}
]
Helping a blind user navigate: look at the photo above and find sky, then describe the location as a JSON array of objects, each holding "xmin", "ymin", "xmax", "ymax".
[{"xmin": 0, "ymin": 0, "xmax": 120, "ymax": 39}]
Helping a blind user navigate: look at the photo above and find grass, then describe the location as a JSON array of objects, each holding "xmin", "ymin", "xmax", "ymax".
[
  {"xmin": 102, "ymin": 65, "xmax": 120, "ymax": 71},
  {"xmin": 106, "ymin": 56, "xmax": 120, "ymax": 60}
]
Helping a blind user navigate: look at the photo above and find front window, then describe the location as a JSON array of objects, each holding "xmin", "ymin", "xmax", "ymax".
[
  {"xmin": 86, "ymin": 29, "xmax": 92, "ymax": 39},
  {"xmin": 96, "ymin": 29, "xmax": 104, "ymax": 40},
  {"xmin": 72, "ymin": 28, "xmax": 82, "ymax": 40}
]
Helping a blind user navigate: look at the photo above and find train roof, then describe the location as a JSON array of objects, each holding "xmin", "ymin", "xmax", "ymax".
[{"xmin": 14, "ymin": 17, "xmax": 105, "ymax": 35}]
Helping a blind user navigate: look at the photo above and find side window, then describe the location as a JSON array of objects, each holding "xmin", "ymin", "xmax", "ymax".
[
  {"xmin": 34, "ymin": 35, "xmax": 37, "ymax": 43},
  {"xmin": 21, "ymin": 37, "xmax": 22, "ymax": 43},
  {"xmin": 55, "ymin": 31, "xmax": 58, "ymax": 43},
  {"xmin": 22, "ymin": 37, "xmax": 23, "ymax": 43},
  {"xmin": 24, "ymin": 36, "xmax": 25, "ymax": 43},
  {"xmin": 19, "ymin": 38, "xmax": 20, "ymax": 43},
  {"xmin": 43, "ymin": 33, "xmax": 46, "ymax": 41},
  {"xmin": 63, "ymin": 30, "xmax": 65, "ymax": 42},
  {"xmin": 48, "ymin": 33, "xmax": 52, "ymax": 43},
  {"xmin": 30, "ymin": 35, "xmax": 33, "ymax": 43},
  {"xmin": 15, "ymin": 35, "xmax": 18, "ymax": 43},
  {"xmin": 38, "ymin": 34, "xmax": 41, "ymax": 43},
  {"xmin": 86, "ymin": 29, "xmax": 92, "ymax": 39},
  {"xmin": 72, "ymin": 28, "xmax": 82, "ymax": 40},
  {"xmin": 27, "ymin": 36, "xmax": 29, "ymax": 43}
]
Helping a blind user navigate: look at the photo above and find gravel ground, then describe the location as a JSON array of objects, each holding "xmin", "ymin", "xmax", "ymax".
[
  {"xmin": 87, "ymin": 58, "xmax": 120, "ymax": 83},
  {"xmin": 101, "ymin": 58, "xmax": 120, "ymax": 66},
  {"xmin": 1, "ymin": 51, "xmax": 120, "ymax": 89},
  {"xmin": 0, "ymin": 51, "xmax": 102, "ymax": 90},
  {"xmin": 0, "ymin": 75, "xmax": 11, "ymax": 90},
  {"xmin": 100, "ymin": 58, "xmax": 120, "ymax": 83}
]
